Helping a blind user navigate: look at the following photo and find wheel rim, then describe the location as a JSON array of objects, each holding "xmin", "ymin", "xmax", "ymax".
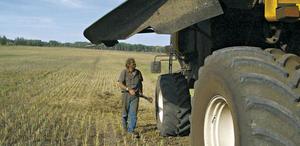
[
  {"xmin": 204, "ymin": 95, "xmax": 235, "ymax": 146},
  {"xmin": 158, "ymin": 91, "xmax": 164, "ymax": 123}
]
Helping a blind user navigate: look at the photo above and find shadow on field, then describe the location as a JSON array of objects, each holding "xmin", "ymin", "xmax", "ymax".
[
  {"xmin": 140, "ymin": 124, "xmax": 157, "ymax": 133},
  {"xmin": 97, "ymin": 91, "xmax": 115, "ymax": 99}
]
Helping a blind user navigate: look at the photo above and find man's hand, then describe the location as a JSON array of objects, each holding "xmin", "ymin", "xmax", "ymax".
[{"xmin": 129, "ymin": 89, "xmax": 136, "ymax": 96}]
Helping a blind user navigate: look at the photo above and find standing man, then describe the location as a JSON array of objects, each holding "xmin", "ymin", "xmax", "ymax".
[{"xmin": 118, "ymin": 58, "xmax": 144, "ymax": 137}]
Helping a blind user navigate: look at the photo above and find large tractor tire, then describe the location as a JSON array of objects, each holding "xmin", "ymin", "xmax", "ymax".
[
  {"xmin": 155, "ymin": 73, "xmax": 191, "ymax": 136},
  {"xmin": 191, "ymin": 47, "xmax": 300, "ymax": 146}
]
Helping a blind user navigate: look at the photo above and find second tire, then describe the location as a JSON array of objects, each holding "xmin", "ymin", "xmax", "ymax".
[{"xmin": 155, "ymin": 73, "xmax": 191, "ymax": 136}]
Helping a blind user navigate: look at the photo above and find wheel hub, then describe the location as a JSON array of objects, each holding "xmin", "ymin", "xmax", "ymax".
[
  {"xmin": 158, "ymin": 91, "xmax": 164, "ymax": 123},
  {"xmin": 204, "ymin": 95, "xmax": 235, "ymax": 146}
]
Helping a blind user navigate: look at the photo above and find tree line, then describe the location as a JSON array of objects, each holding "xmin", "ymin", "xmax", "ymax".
[{"xmin": 0, "ymin": 36, "xmax": 166, "ymax": 53}]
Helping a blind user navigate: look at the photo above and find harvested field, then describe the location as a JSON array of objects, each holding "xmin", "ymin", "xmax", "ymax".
[{"xmin": 0, "ymin": 46, "xmax": 189, "ymax": 145}]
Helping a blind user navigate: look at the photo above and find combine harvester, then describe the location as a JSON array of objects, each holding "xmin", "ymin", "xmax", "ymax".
[{"xmin": 84, "ymin": 0, "xmax": 300, "ymax": 145}]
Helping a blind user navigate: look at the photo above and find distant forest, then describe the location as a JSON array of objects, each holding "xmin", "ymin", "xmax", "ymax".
[{"xmin": 0, "ymin": 36, "xmax": 166, "ymax": 53}]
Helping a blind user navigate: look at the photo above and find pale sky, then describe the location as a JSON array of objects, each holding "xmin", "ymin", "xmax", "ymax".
[{"xmin": 0, "ymin": 0, "xmax": 170, "ymax": 46}]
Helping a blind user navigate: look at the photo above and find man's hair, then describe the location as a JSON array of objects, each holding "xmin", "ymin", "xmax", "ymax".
[{"xmin": 125, "ymin": 58, "xmax": 136, "ymax": 69}]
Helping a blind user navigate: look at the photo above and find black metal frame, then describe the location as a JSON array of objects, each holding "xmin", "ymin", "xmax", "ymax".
[{"xmin": 153, "ymin": 49, "xmax": 177, "ymax": 74}]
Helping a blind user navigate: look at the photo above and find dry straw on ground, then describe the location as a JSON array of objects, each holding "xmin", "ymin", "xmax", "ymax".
[{"xmin": 0, "ymin": 46, "xmax": 189, "ymax": 145}]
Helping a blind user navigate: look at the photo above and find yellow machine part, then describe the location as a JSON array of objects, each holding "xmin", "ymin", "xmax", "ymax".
[{"xmin": 265, "ymin": 0, "xmax": 300, "ymax": 21}]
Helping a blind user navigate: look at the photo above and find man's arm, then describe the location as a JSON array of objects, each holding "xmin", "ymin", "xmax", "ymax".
[
  {"xmin": 118, "ymin": 81, "xmax": 136, "ymax": 95},
  {"xmin": 139, "ymin": 83, "xmax": 143, "ymax": 95},
  {"xmin": 118, "ymin": 70, "xmax": 127, "ymax": 90},
  {"xmin": 118, "ymin": 82, "xmax": 128, "ymax": 91},
  {"xmin": 117, "ymin": 70, "xmax": 136, "ymax": 95},
  {"xmin": 139, "ymin": 71, "xmax": 144, "ymax": 95}
]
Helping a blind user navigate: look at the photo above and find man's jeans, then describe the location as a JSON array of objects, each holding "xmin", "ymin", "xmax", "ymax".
[{"xmin": 122, "ymin": 93, "xmax": 139, "ymax": 133}]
